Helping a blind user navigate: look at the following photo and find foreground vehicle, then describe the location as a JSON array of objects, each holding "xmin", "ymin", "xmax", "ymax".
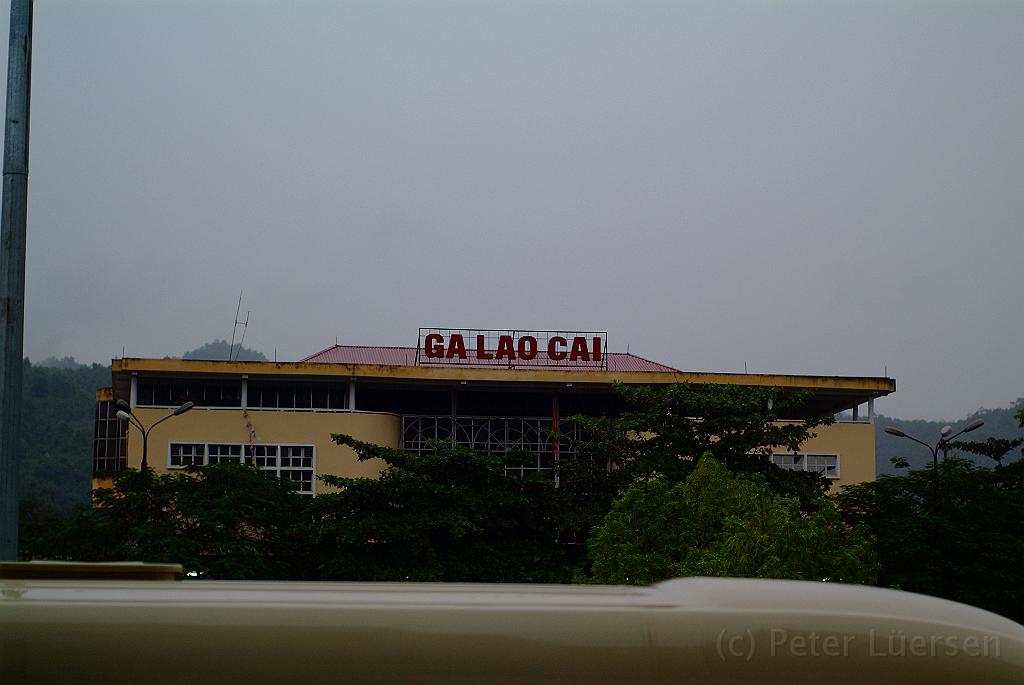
[{"xmin": 2, "ymin": 562, "xmax": 1022, "ymax": 684}]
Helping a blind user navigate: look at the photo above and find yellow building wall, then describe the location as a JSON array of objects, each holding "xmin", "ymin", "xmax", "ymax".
[
  {"xmin": 124, "ymin": 409, "xmax": 876, "ymax": 494},
  {"xmin": 788, "ymin": 421, "xmax": 876, "ymax": 491},
  {"xmin": 126, "ymin": 408, "xmax": 401, "ymax": 493}
]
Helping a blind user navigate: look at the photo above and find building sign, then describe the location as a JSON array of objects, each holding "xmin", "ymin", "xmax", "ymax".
[{"xmin": 416, "ymin": 329, "xmax": 608, "ymax": 369}]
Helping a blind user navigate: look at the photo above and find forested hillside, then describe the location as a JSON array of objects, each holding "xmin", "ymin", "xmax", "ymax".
[
  {"xmin": 875, "ymin": 400, "xmax": 1024, "ymax": 475},
  {"xmin": 18, "ymin": 341, "xmax": 269, "ymax": 512},
  {"xmin": 182, "ymin": 340, "xmax": 267, "ymax": 361},
  {"xmin": 19, "ymin": 359, "xmax": 110, "ymax": 511}
]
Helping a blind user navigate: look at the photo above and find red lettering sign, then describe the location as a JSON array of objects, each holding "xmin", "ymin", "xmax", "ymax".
[
  {"xmin": 569, "ymin": 336, "xmax": 590, "ymax": 362},
  {"xmin": 548, "ymin": 336, "xmax": 567, "ymax": 361},
  {"xmin": 424, "ymin": 333, "xmax": 444, "ymax": 358},
  {"xmin": 476, "ymin": 335, "xmax": 494, "ymax": 360},
  {"xmin": 495, "ymin": 335, "xmax": 515, "ymax": 361},
  {"xmin": 417, "ymin": 329, "xmax": 608, "ymax": 368},
  {"xmin": 446, "ymin": 334, "xmax": 467, "ymax": 359},
  {"xmin": 517, "ymin": 335, "xmax": 538, "ymax": 360}
]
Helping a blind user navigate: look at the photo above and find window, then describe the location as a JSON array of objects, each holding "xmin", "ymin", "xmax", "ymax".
[
  {"xmin": 170, "ymin": 443, "xmax": 205, "ymax": 468},
  {"xmin": 246, "ymin": 382, "xmax": 348, "ymax": 410},
  {"xmin": 249, "ymin": 444, "xmax": 278, "ymax": 468},
  {"xmin": 168, "ymin": 442, "xmax": 316, "ymax": 494},
  {"xmin": 207, "ymin": 443, "xmax": 243, "ymax": 464},
  {"xmin": 401, "ymin": 415, "xmax": 581, "ymax": 482},
  {"xmin": 277, "ymin": 445, "xmax": 315, "ymax": 493},
  {"xmin": 771, "ymin": 452, "xmax": 840, "ymax": 479},
  {"xmin": 94, "ymin": 399, "xmax": 128, "ymax": 473},
  {"xmin": 136, "ymin": 378, "xmax": 241, "ymax": 408}
]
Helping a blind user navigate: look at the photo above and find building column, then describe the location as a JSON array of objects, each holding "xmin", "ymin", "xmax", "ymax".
[
  {"xmin": 130, "ymin": 373, "xmax": 138, "ymax": 409},
  {"xmin": 348, "ymin": 380, "xmax": 356, "ymax": 412},
  {"xmin": 552, "ymin": 392, "xmax": 560, "ymax": 488}
]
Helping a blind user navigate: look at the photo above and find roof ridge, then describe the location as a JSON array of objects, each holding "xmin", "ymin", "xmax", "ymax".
[
  {"xmin": 336, "ymin": 344, "xmax": 416, "ymax": 350},
  {"xmin": 300, "ymin": 344, "xmax": 679, "ymax": 372},
  {"xmin": 300, "ymin": 343, "xmax": 418, "ymax": 362},
  {"xmin": 298, "ymin": 344, "xmax": 339, "ymax": 363},
  {"xmin": 613, "ymin": 350, "xmax": 680, "ymax": 372}
]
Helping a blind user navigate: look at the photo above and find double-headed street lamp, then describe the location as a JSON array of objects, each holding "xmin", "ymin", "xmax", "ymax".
[
  {"xmin": 884, "ymin": 419, "xmax": 985, "ymax": 470},
  {"xmin": 116, "ymin": 400, "xmax": 195, "ymax": 472}
]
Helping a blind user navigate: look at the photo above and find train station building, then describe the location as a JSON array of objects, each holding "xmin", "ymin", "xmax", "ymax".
[{"xmin": 93, "ymin": 329, "xmax": 895, "ymax": 494}]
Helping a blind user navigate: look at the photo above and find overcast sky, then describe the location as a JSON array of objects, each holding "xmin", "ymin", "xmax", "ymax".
[{"xmin": 5, "ymin": 1, "xmax": 1022, "ymax": 420}]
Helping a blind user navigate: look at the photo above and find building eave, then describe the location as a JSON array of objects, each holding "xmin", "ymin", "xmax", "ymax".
[{"xmin": 111, "ymin": 357, "xmax": 895, "ymax": 396}]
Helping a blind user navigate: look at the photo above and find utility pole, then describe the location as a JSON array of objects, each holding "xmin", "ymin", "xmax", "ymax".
[{"xmin": 0, "ymin": 0, "xmax": 34, "ymax": 561}]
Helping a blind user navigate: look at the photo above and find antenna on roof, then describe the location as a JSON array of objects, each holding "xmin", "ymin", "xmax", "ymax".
[
  {"xmin": 235, "ymin": 311, "xmax": 250, "ymax": 361},
  {"xmin": 228, "ymin": 291, "xmax": 250, "ymax": 361}
]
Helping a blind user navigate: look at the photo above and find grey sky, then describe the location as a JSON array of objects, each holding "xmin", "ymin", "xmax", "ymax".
[{"xmin": 6, "ymin": 1, "xmax": 1022, "ymax": 420}]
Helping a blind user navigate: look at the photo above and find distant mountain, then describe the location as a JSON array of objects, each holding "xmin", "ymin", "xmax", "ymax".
[
  {"xmin": 875, "ymin": 400, "xmax": 1024, "ymax": 475},
  {"xmin": 19, "ymin": 359, "xmax": 112, "ymax": 512},
  {"xmin": 37, "ymin": 356, "xmax": 87, "ymax": 370},
  {"xmin": 182, "ymin": 339, "xmax": 267, "ymax": 362},
  {"xmin": 16, "ymin": 340, "xmax": 270, "ymax": 514}
]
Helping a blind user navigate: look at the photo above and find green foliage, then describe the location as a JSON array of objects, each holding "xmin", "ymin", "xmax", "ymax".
[
  {"xmin": 570, "ymin": 383, "xmax": 833, "ymax": 506},
  {"xmin": 950, "ymin": 437, "xmax": 1023, "ymax": 465},
  {"xmin": 17, "ymin": 500, "xmax": 69, "ymax": 559},
  {"xmin": 586, "ymin": 456, "xmax": 878, "ymax": 585},
  {"xmin": 37, "ymin": 356, "xmax": 87, "ymax": 370},
  {"xmin": 310, "ymin": 435, "xmax": 578, "ymax": 582},
  {"xmin": 17, "ymin": 344, "xmax": 270, "ymax": 514},
  {"xmin": 182, "ymin": 339, "xmax": 267, "ymax": 361},
  {"xmin": 43, "ymin": 465, "xmax": 310, "ymax": 579},
  {"xmin": 19, "ymin": 359, "xmax": 112, "ymax": 511},
  {"xmin": 836, "ymin": 458, "xmax": 1024, "ymax": 623},
  {"xmin": 876, "ymin": 399, "xmax": 1024, "ymax": 475}
]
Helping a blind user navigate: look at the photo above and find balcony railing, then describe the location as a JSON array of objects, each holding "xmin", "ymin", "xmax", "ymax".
[{"xmin": 400, "ymin": 415, "xmax": 583, "ymax": 476}]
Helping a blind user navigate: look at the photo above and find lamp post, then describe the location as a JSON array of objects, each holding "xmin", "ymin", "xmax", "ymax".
[
  {"xmin": 884, "ymin": 419, "xmax": 985, "ymax": 470},
  {"xmin": 116, "ymin": 400, "xmax": 195, "ymax": 472}
]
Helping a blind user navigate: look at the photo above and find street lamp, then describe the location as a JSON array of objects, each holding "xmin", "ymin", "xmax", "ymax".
[
  {"xmin": 884, "ymin": 419, "xmax": 985, "ymax": 470},
  {"xmin": 116, "ymin": 401, "xmax": 195, "ymax": 472}
]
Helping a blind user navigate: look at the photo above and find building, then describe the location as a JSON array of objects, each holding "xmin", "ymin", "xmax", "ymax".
[{"xmin": 93, "ymin": 328, "xmax": 895, "ymax": 494}]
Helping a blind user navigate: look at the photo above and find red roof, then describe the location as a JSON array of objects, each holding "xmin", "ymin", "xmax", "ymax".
[{"xmin": 300, "ymin": 345, "xmax": 679, "ymax": 373}]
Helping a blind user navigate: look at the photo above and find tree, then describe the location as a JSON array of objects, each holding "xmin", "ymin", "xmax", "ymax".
[
  {"xmin": 309, "ymin": 435, "xmax": 578, "ymax": 582},
  {"xmin": 181, "ymin": 339, "xmax": 267, "ymax": 362},
  {"xmin": 586, "ymin": 456, "xmax": 878, "ymax": 585},
  {"xmin": 53, "ymin": 464, "xmax": 310, "ymax": 579},
  {"xmin": 835, "ymin": 457, "xmax": 1024, "ymax": 623},
  {"xmin": 876, "ymin": 401, "xmax": 1024, "ymax": 475},
  {"xmin": 19, "ymin": 359, "xmax": 112, "ymax": 512},
  {"xmin": 949, "ymin": 406, "xmax": 1024, "ymax": 466},
  {"xmin": 950, "ymin": 436, "xmax": 1023, "ymax": 465},
  {"xmin": 568, "ymin": 383, "xmax": 834, "ymax": 508}
]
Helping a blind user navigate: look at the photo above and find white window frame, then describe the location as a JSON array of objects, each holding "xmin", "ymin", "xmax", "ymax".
[
  {"xmin": 771, "ymin": 452, "xmax": 841, "ymax": 479},
  {"xmin": 167, "ymin": 441, "xmax": 316, "ymax": 494}
]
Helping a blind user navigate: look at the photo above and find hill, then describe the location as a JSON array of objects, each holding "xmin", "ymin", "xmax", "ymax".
[
  {"xmin": 874, "ymin": 400, "xmax": 1024, "ymax": 475},
  {"xmin": 18, "ymin": 359, "xmax": 111, "ymax": 511},
  {"xmin": 182, "ymin": 339, "xmax": 267, "ymax": 362},
  {"xmin": 18, "ymin": 341, "xmax": 270, "ymax": 513}
]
